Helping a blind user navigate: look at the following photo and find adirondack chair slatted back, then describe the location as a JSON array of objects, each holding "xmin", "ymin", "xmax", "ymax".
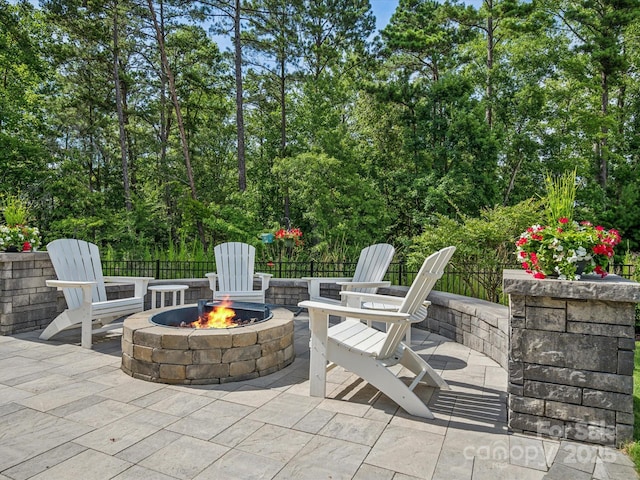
[
  {"xmin": 47, "ymin": 239, "xmax": 108, "ymax": 309},
  {"xmin": 377, "ymin": 246, "xmax": 456, "ymax": 359},
  {"xmin": 351, "ymin": 243, "xmax": 395, "ymax": 294},
  {"xmin": 214, "ymin": 242, "xmax": 256, "ymax": 293}
]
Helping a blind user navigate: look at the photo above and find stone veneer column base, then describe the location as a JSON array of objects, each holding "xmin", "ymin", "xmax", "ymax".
[
  {"xmin": 503, "ymin": 269, "xmax": 639, "ymax": 447},
  {"xmin": 0, "ymin": 252, "xmax": 57, "ymax": 334}
]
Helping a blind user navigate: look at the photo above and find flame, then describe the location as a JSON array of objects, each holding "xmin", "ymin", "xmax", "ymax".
[{"xmin": 190, "ymin": 300, "xmax": 238, "ymax": 329}]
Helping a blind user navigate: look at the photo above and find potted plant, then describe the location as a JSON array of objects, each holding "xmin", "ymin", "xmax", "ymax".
[
  {"xmin": 515, "ymin": 218, "xmax": 621, "ymax": 280},
  {"xmin": 275, "ymin": 227, "xmax": 303, "ymax": 248},
  {"xmin": 515, "ymin": 169, "xmax": 621, "ymax": 280},
  {"xmin": 0, "ymin": 195, "xmax": 41, "ymax": 252}
]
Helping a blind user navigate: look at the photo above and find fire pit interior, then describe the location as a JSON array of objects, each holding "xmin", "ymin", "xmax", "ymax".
[
  {"xmin": 121, "ymin": 301, "xmax": 294, "ymax": 385},
  {"xmin": 151, "ymin": 300, "xmax": 273, "ymax": 329}
]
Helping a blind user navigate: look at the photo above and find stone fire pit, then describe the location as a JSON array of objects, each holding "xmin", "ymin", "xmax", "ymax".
[{"xmin": 121, "ymin": 304, "xmax": 294, "ymax": 384}]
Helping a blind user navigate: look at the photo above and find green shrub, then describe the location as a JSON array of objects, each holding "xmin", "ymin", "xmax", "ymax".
[{"xmin": 410, "ymin": 198, "xmax": 544, "ymax": 302}]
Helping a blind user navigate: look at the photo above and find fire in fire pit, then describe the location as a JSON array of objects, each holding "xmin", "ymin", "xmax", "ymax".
[{"xmin": 150, "ymin": 300, "xmax": 273, "ymax": 329}]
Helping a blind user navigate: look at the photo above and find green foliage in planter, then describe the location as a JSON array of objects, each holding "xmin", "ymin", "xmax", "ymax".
[
  {"xmin": 543, "ymin": 169, "xmax": 577, "ymax": 223},
  {"xmin": 1, "ymin": 194, "xmax": 30, "ymax": 227}
]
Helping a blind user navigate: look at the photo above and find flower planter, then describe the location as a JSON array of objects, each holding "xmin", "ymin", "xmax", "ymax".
[{"xmin": 515, "ymin": 219, "xmax": 621, "ymax": 280}]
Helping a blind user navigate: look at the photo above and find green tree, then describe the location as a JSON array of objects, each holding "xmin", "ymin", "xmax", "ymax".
[
  {"xmin": 272, "ymin": 152, "xmax": 390, "ymax": 252},
  {"xmin": 0, "ymin": 1, "xmax": 50, "ymax": 198},
  {"xmin": 367, "ymin": 0, "xmax": 499, "ymax": 242},
  {"xmin": 547, "ymin": 0, "xmax": 638, "ymax": 189}
]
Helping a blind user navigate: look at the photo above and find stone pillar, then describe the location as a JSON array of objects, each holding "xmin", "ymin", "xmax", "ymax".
[
  {"xmin": 0, "ymin": 252, "xmax": 58, "ymax": 335},
  {"xmin": 503, "ymin": 269, "xmax": 639, "ymax": 446}
]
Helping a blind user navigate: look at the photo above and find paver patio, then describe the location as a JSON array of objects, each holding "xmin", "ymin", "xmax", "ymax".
[{"xmin": 0, "ymin": 309, "xmax": 636, "ymax": 480}]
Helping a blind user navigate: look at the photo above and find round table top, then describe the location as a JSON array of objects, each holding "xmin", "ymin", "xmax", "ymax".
[{"xmin": 148, "ymin": 284, "xmax": 189, "ymax": 292}]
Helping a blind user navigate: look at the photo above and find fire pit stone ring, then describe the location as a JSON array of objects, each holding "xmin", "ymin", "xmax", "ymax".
[{"xmin": 121, "ymin": 304, "xmax": 295, "ymax": 384}]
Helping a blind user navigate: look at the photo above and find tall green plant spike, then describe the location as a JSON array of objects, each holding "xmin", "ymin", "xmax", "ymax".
[
  {"xmin": 1, "ymin": 194, "xmax": 30, "ymax": 227},
  {"xmin": 544, "ymin": 169, "xmax": 577, "ymax": 223}
]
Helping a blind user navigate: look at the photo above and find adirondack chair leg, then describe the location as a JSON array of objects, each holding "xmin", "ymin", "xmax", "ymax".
[
  {"xmin": 39, "ymin": 303, "xmax": 94, "ymax": 346},
  {"xmin": 39, "ymin": 310, "xmax": 75, "ymax": 341},
  {"xmin": 40, "ymin": 285, "xmax": 94, "ymax": 348},
  {"xmin": 328, "ymin": 342, "xmax": 435, "ymax": 419},
  {"xmin": 81, "ymin": 315, "xmax": 92, "ymax": 349},
  {"xmin": 308, "ymin": 309, "xmax": 329, "ymax": 398},
  {"xmin": 399, "ymin": 346, "xmax": 450, "ymax": 391}
]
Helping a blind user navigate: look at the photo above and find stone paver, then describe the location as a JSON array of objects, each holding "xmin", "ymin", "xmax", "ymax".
[{"xmin": 0, "ymin": 312, "xmax": 636, "ymax": 480}]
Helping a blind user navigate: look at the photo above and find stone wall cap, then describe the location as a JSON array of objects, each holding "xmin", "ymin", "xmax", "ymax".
[
  {"xmin": 0, "ymin": 251, "xmax": 50, "ymax": 262},
  {"xmin": 503, "ymin": 269, "xmax": 640, "ymax": 302}
]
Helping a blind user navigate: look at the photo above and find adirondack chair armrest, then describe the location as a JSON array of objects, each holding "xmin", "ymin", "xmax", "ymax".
[
  {"xmin": 298, "ymin": 300, "xmax": 411, "ymax": 324},
  {"xmin": 338, "ymin": 290, "xmax": 404, "ymax": 309},
  {"xmin": 301, "ymin": 277, "xmax": 354, "ymax": 302},
  {"xmin": 254, "ymin": 273, "xmax": 272, "ymax": 290},
  {"xmin": 103, "ymin": 276, "xmax": 153, "ymax": 297},
  {"xmin": 46, "ymin": 280, "xmax": 94, "ymax": 306},
  {"xmin": 335, "ymin": 280, "xmax": 391, "ymax": 290},
  {"xmin": 301, "ymin": 276, "xmax": 353, "ymax": 283},
  {"xmin": 205, "ymin": 272, "xmax": 218, "ymax": 295},
  {"xmin": 46, "ymin": 279, "xmax": 96, "ymax": 290},
  {"xmin": 339, "ymin": 291, "xmax": 403, "ymax": 303}
]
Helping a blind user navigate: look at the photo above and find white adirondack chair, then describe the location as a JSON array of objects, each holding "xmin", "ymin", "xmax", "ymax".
[
  {"xmin": 206, "ymin": 242, "xmax": 272, "ymax": 303},
  {"xmin": 298, "ymin": 246, "xmax": 456, "ymax": 419},
  {"xmin": 301, "ymin": 243, "xmax": 395, "ymax": 306},
  {"xmin": 43, "ymin": 239, "xmax": 153, "ymax": 349}
]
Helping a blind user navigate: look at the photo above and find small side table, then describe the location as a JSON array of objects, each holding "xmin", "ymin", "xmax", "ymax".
[{"xmin": 148, "ymin": 284, "xmax": 189, "ymax": 308}]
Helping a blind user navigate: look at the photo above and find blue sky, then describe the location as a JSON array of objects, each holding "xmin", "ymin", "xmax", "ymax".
[{"xmin": 371, "ymin": 0, "xmax": 485, "ymax": 31}]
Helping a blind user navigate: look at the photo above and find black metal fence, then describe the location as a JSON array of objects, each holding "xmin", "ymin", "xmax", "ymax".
[{"xmin": 101, "ymin": 259, "xmax": 637, "ymax": 304}]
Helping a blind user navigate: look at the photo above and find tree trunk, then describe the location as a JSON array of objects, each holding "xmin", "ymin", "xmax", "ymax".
[
  {"xmin": 112, "ymin": 0, "xmax": 132, "ymax": 211},
  {"xmin": 234, "ymin": 0, "xmax": 247, "ymax": 191},
  {"xmin": 598, "ymin": 70, "xmax": 608, "ymax": 188},
  {"xmin": 504, "ymin": 148, "xmax": 524, "ymax": 206},
  {"xmin": 278, "ymin": 5, "xmax": 287, "ymax": 158},
  {"xmin": 280, "ymin": 55, "xmax": 286, "ymax": 157},
  {"xmin": 485, "ymin": 1, "xmax": 494, "ymax": 129},
  {"xmin": 147, "ymin": 0, "xmax": 207, "ymax": 249}
]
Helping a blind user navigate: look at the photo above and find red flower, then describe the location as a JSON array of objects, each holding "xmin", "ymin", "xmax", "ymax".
[
  {"xmin": 531, "ymin": 234, "xmax": 543, "ymax": 241},
  {"xmin": 594, "ymin": 265, "xmax": 608, "ymax": 277},
  {"xmin": 22, "ymin": 241, "xmax": 31, "ymax": 251},
  {"xmin": 522, "ymin": 262, "xmax": 530, "ymax": 270},
  {"xmin": 516, "ymin": 237, "xmax": 528, "ymax": 247},
  {"xmin": 533, "ymin": 272, "xmax": 546, "ymax": 279},
  {"xmin": 267, "ymin": 261, "xmax": 274, "ymax": 267},
  {"xmin": 556, "ymin": 228, "xmax": 563, "ymax": 233},
  {"xmin": 529, "ymin": 252, "xmax": 538, "ymax": 264},
  {"xmin": 593, "ymin": 244, "xmax": 613, "ymax": 257},
  {"xmin": 595, "ymin": 225, "xmax": 604, "ymax": 231},
  {"xmin": 558, "ymin": 217, "xmax": 569, "ymax": 224}
]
